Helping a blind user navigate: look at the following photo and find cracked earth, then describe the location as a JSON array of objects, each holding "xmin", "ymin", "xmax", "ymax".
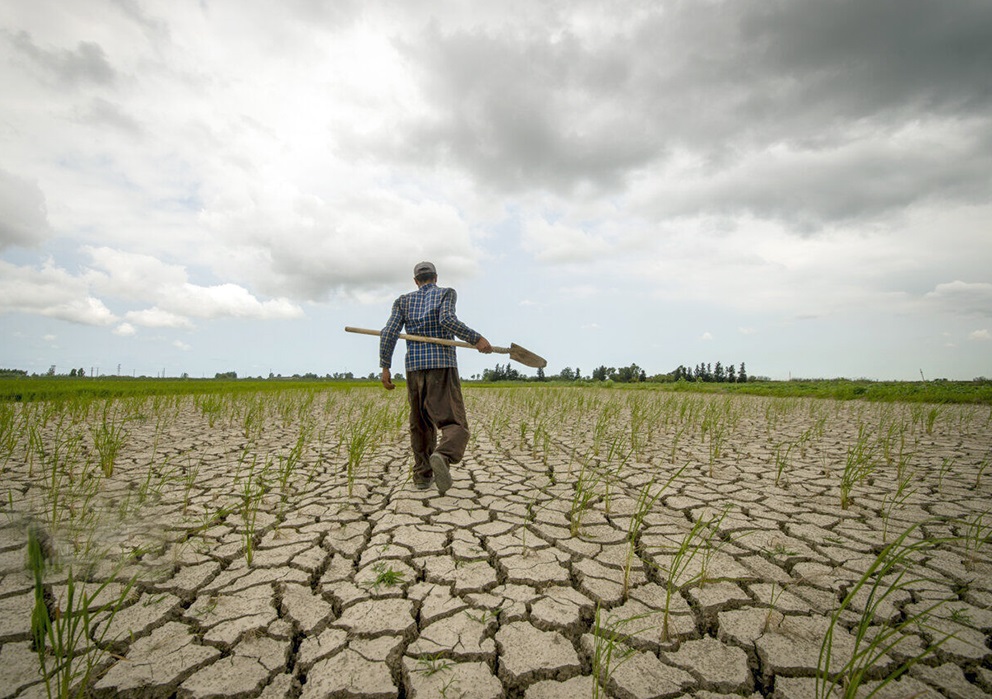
[{"xmin": 1, "ymin": 388, "xmax": 990, "ymax": 698}]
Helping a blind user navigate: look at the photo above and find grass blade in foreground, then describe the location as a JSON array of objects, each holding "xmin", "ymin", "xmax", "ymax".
[
  {"xmin": 816, "ymin": 521, "xmax": 955, "ymax": 699},
  {"xmin": 29, "ymin": 526, "xmax": 135, "ymax": 699}
]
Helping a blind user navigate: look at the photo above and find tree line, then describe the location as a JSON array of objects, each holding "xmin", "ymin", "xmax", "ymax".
[
  {"xmin": 672, "ymin": 362, "xmax": 748, "ymax": 383},
  {"xmin": 481, "ymin": 361, "xmax": 749, "ymax": 384},
  {"xmin": 6, "ymin": 360, "xmax": 751, "ymax": 384}
]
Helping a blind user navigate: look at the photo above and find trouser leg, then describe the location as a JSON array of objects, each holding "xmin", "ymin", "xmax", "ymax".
[
  {"xmin": 407, "ymin": 372, "xmax": 435, "ymax": 479},
  {"xmin": 422, "ymin": 368, "xmax": 470, "ymax": 465}
]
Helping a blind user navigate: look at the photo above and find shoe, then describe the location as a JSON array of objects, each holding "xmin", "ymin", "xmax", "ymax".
[
  {"xmin": 413, "ymin": 474, "xmax": 434, "ymax": 490},
  {"xmin": 430, "ymin": 453, "xmax": 452, "ymax": 496}
]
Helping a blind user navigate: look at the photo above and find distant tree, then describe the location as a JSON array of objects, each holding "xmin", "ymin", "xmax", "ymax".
[
  {"xmin": 727, "ymin": 364, "xmax": 737, "ymax": 383},
  {"xmin": 714, "ymin": 361, "xmax": 725, "ymax": 383},
  {"xmin": 739, "ymin": 362, "xmax": 748, "ymax": 383},
  {"xmin": 592, "ymin": 365, "xmax": 617, "ymax": 381},
  {"xmin": 215, "ymin": 371, "xmax": 238, "ymax": 380},
  {"xmin": 615, "ymin": 363, "xmax": 643, "ymax": 383},
  {"xmin": 482, "ymin": 363, "xmax": 523, "ymax": 381}
]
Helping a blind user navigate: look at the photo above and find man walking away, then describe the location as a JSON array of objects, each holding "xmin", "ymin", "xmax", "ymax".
[{"xmin": 379, "ymin": 261, "xmax": 492, "ymax": 495}]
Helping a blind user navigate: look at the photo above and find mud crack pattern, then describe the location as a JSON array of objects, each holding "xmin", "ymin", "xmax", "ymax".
[{"xmin": 1, "ymin": 388, "xmax": 990, "ymax": 698}]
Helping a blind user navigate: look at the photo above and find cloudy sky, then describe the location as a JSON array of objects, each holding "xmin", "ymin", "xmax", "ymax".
[{"xmin": 2, "ymin": 0, "xmax": 990, "ymax": 381}]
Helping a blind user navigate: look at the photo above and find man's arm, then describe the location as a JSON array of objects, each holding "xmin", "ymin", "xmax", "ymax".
[
  {"xmin": 438, "ymin": 288, "xmax": 491, "ymax": 352},
  {"xmin": 379, "ymin": 299, "xmax": 404, "ymax": 389}
]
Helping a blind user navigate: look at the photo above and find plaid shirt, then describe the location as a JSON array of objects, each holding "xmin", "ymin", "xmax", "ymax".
[{"xmin": 379, "ymin": 283, "xmax": 482, "ymax": 373}]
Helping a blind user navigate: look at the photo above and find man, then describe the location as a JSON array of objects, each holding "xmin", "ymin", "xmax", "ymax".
[{"xmin": 380, "ymin": 261, "xmax": 493, "ymax": 494}]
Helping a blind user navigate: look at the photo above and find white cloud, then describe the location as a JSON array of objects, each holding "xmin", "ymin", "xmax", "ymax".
[
  {"xmin": 200, "ymin": 187, "xmax": 485, "ymax": 300},
  {"xmin": 521, "ymin": 218, "xmax": 611, "ymax": 263},
  {"xmin": 0, "ymin": 249, "xmax": 304, "ymax": 330},
  {"xmin": 169, "ymin": 283, "xmax": 303, "ymax": 321},
  {"xmin": 739, "ymin": 327, "xmax": 756, "ymax": 335},
  {"xmin": 124, "ymin": 308, "xmax": 192, "ymax": 329},
  {"xmin": 0, "ymin": 259, "xmax": 117, "ymax": 326},
  {"xmin": 173, "ymin": 340, "xmax": 191, "ymax": 351},
  {"xmin": 113, "ymin": 323, "xmax": 136, "ymax": 336},
  {"xmin": 626, "ymin": 209, "xmax": 991, "ymax": 325},
  {"xmin": 700, "ymin": 332, "xmax": 714, "ymax": 341},
  {"xmin": 970, "ymin": 329, "xmax": 991, "ymax": 341},
  {"xmin": 85, "ymin": 247, "xmax": 188, "ymax": 300},
  {"xmin": 926, "ymin": 281, "xmax": 992, "ymax": 317},
  {"xmin": 85, "ymin": 246, "xmax": 304, "ymax": 322}
]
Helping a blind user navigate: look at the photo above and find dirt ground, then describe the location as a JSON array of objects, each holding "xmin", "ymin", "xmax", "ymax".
[{"xmin": 1, "ymin": 388, "xmax": 990, "ymax": 698}]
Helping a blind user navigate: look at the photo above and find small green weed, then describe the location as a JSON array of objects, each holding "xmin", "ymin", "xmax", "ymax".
[
  {"xmin": 369, "ymin": 561, "xmax": 405, "ymax": 590},
  {"xmin": 414, "ymin": 653, "xmax": 452, "ymax": 677}
]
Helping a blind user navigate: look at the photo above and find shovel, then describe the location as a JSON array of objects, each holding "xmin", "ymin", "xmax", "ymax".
[{"xmin": 345, "ymin": 326, "xmax": 547, "ymax": 368}]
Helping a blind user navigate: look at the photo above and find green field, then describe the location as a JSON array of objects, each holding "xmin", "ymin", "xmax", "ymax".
[{"xmin": 2, "ymin": 375, "xmax": 990, "ymax": 405}]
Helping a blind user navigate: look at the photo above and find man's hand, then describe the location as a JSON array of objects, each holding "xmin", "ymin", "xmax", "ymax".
[
  {"xmin": 475, "ymin": 337, "xmax": 493, "ymax": 354},
  {"xmin": 381, "ymin": 368, "xmax": 395, "ymax": 390}
]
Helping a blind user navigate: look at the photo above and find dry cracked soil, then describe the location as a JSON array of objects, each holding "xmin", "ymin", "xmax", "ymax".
[{"xmin": 0, "ymin": 388, "xmax": 990, "ymax": 699}]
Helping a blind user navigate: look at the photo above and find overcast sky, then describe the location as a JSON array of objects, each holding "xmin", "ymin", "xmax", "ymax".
[{"xmin": 2, "ymin": 0, "xmax": 990, "ymax": 381}]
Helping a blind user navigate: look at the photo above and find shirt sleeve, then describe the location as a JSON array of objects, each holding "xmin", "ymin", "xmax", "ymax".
[
  {"xmin": 438, "ymin": 288, "xmax": 482, "ymax": 345},
  {"xmin": 379, "ymin": 298, "xmax": 404, "ymax": 368}
]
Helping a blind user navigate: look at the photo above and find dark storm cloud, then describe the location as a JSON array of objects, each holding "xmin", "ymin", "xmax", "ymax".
[
  {"xmin": 379, "ymin": 0, "xmax": 992, "ymax": 224},
  {"xmin": 737, "ymin": 0, "xmax": 992, "ymax": 119},
  {"xmin": 9, "ymin": 31, "xmax": 117, "ymax": 86},
  {"xmin": 392, "ymin": 24, "xmax": 657, "ymax": 192},
  {"xmin": 650, "ymin": 120, "xmax": 992, "ymax": 228}
]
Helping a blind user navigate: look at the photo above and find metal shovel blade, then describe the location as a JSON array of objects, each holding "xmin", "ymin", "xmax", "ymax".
[{"xmin": 509, "ymin": 343, "xmax": 547, "ymax": 369}]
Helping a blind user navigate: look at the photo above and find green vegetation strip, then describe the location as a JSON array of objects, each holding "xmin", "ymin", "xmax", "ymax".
[
  {"xmin": 0, "ymin": 378, "xmax": 368, "ymax": 403},
  {"xmin": 2, "ymin": 376, "xmax": 990, "ymax": 404}
]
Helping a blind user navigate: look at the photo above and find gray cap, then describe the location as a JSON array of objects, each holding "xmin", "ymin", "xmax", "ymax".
[{"xmin": 414, "ymin": 261, "xmax": 436, "ymax": 277}]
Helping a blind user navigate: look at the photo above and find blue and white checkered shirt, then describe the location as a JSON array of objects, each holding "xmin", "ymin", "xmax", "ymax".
[{"xmin": 379, "ymin": 283, "xmax": 482, "ymax": 373}]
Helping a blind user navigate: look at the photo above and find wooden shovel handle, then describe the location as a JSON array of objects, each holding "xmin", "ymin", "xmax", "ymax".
[{"xmin": 344, "ymin": 327, "xmax": 509, "ymax": 354}]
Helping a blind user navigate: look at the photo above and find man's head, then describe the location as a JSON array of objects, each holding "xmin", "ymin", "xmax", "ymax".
[{"xmin": 414, "ymin": 261, "xmax": 437, "ymax": 285}]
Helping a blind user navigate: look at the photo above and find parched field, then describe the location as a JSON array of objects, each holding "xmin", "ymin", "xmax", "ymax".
[{"xmin": 1, "ymin": 387, "xmax": 990, "ymax": 698}]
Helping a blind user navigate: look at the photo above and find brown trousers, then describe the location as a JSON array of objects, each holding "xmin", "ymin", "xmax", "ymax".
[{"xmin": 406, "ymin": 368, "xmax": 470, "ymax": 477}]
